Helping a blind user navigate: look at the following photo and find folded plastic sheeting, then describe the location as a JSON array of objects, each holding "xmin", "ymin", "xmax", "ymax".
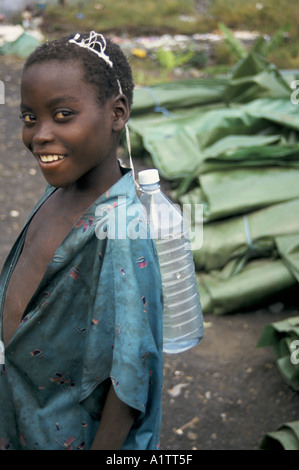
[
  {"xmin": 129, "ymin": 54, "xmax": 299, "ymax": 181},
  {"xmin": 129, "ymin": 52, "xmax": 299, "ymax": 315},
  {"xmin": 132, "ymin": 78, "xmax": 227, "ymax": 115},
  {"xmin": 260, "ymin": 421, "xmax": 299, "ymax": 450},
  {"xmin": 184, "ymin": 199, "xmax": 299, "ymax": 273},
  {"xmin": 181, "ymin": 168, "xmax": 299, "ymax": 222},
  {"xmin": 198, "ymin": 260, "xmax": 296, "ymax": 316}
]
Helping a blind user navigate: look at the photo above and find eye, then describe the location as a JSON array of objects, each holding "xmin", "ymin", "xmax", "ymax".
[
  {"xmin": 54, "ymin": 110, "xmax": 74, "ymax": 121},
  {"xmin": 20, "ymin": 112, "xmax": 36, "ymax": 124}
]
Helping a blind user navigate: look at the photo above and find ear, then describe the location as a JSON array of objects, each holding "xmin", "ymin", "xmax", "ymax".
[{"xmin": 112, "ymin": 94, "xmax": 130, "ymax": 133}]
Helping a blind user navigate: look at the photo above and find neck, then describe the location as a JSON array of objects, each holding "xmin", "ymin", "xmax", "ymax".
[{"xmin": 61, "ymin": 158, "xmax": 123, "ymax": 205}]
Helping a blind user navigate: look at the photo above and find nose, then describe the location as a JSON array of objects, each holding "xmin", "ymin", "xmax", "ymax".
[{"xmin": 32, "ymin": 121, "xmax": 55, "ymax": 146}]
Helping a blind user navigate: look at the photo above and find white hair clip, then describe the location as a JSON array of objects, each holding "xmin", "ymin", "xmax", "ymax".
[{"xmin": 69, "ymin": 31, "xmax": 113, "ymax": 68}]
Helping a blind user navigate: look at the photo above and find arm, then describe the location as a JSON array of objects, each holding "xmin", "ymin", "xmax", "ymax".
[{"xmin": 90, "ymin": 381, "xmax": 138, "ymax": 450}]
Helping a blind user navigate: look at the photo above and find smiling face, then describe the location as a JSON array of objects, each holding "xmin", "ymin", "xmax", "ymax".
[{"xmin": 20, "ymin": 59, "xmax": 128, "ymax": 191}]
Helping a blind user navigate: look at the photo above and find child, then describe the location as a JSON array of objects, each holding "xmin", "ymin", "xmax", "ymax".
[{"xmin": 0, "ymin": 32, "xmax": 163, "ymax": 450}]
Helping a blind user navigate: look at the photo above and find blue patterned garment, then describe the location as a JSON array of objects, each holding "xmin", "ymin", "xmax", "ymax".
[{"xmin": 0, "ymin": 169, "xmax": 163, "ymax": 450}]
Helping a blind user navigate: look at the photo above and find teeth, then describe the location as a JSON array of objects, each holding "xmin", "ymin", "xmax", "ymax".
[{"xmin": 40, "ymin": 155, "xmax": 65, "ymax": 163}]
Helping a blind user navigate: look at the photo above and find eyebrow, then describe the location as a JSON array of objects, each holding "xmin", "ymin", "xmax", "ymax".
[
  {"xmin": 20, "ymin": 95, "xmax": 80, "ymax": 110},
  {"xmin": 45, "ymin": 95, "xmax": 81, "ymax": 107}
]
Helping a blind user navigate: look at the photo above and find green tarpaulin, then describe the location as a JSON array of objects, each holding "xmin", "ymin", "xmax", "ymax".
[
  {"xmin": 198, "ymin": 259, "xmax": 296, "ymax": 316},
  {"xmin": 260, "ymin": 421, "xmax": 299, "ymax": 450}
]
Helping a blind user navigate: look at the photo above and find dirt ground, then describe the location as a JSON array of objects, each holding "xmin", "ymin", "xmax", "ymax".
[{"xmin": 0, "ymin": 56, "xmax": 299, "ymax": 451}]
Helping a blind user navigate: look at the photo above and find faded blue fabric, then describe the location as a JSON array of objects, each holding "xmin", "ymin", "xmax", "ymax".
[{"xmin": 0, "ymin": 169, "xmax": 163, "ymax": 450}]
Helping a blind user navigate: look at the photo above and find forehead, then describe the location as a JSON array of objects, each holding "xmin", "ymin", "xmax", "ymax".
[{"xmin": 21, "ymin": 59, "xmax": 98, "ymax": 103}]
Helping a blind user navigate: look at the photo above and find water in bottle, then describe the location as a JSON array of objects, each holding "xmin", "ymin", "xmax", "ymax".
[{"xmin": 138, "ymin": 169, "xmax": 203, "ymax": 354}]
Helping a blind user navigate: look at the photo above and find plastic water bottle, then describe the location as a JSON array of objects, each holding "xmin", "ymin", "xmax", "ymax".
[{"xmin": 138, "ymin": 169, "xmax": 203, "ymax": 354}]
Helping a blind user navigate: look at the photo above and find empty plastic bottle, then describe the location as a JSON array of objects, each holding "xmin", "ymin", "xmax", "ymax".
[{"xmin": 138, "ymin": 169, "xmax": 203, "ymax": 354}]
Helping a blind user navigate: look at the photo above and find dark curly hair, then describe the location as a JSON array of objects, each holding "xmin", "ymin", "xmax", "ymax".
[{"xmin": 23, "ymin": 32, "xmax": 135, "ymax": 109}]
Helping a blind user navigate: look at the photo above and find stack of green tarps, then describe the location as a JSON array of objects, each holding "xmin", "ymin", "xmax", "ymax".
[{"xmin": 129, "ymin": 52, "xmax": 299, "ymax": 315}]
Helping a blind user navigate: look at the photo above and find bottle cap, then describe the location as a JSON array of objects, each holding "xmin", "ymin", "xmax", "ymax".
[{"xmin": 138, "ymin": 169, "xmax": 160, "ymax": 185}]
